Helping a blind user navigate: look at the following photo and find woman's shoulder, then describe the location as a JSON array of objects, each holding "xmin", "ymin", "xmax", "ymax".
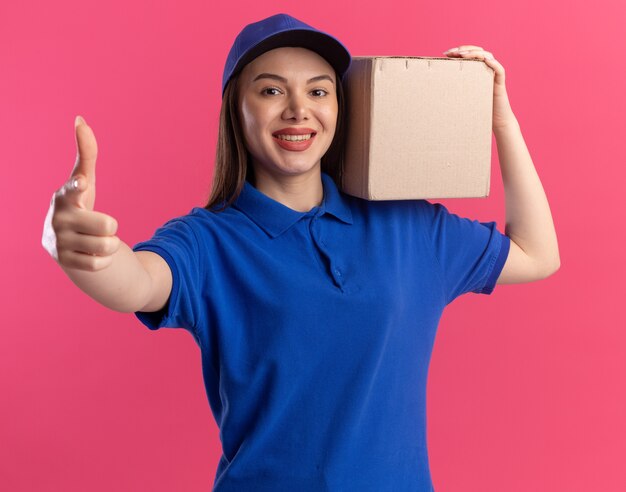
[
  {"xmin": 174, "ymin": 204, "xmax": 247, "ymax": 228},
  {"xmin": 144, "ymin": 205, "xmax": 242, "ymax": 238}
]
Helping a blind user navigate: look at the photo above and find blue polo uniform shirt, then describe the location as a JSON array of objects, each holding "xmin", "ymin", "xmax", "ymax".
[{"xmin": 132, "ymin": 171, "xmax": 510, "ymax": 492}]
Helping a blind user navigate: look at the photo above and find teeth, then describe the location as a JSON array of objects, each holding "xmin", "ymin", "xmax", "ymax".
[{"xmin": 275, "ymin": 133, "xmax": 313, "ymax": 141}]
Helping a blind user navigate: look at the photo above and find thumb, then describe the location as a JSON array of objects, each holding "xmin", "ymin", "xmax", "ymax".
[{"xmin": 70, "ymin": 115, "xmax": 98, "ymax": 210}]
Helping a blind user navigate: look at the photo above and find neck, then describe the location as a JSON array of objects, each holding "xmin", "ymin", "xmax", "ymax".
[{"xmin": 252, "ymin": 166, "xmax": 324, "ymax": 213}]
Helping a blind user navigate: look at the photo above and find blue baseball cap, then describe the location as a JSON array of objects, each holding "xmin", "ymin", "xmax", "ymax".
[{"xmin": 221, "ymin": 13, "xmax": 352, "ymax": 97}]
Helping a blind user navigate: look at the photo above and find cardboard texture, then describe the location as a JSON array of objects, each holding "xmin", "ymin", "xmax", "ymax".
[{"xmin": 341, "ymin": 56, "xmax": 494, "ymax": 200}]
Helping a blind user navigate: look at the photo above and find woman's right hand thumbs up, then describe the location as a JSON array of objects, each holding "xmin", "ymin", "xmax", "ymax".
[
  {"xmin": 70, "ymin": 115, "xmax": 98, "ymax": 211},
  {"xmin": 42, "ymin": 116, "xmax": 121, "ymax": 271}
]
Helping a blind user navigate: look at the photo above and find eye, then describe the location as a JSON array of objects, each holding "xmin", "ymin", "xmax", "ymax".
[
  {"xmin": 261, "ymin": 87, "xmax": 282, "ymax": 96},
  {"xmin": 311, "ymin": 89, "xmax": 328, "ymax": 97}
]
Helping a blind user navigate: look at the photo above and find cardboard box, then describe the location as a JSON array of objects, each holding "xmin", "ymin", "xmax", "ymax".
[{"xmin": 341, "ymin": 56, "xmax": 494, "ymax": 200}]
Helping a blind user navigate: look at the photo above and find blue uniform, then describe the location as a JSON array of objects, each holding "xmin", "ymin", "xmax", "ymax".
[{"xmin": 132, "ymin": 171, "xmax": 510, "ymax": 491}]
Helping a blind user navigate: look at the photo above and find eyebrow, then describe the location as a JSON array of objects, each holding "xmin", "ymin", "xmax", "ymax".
[{"xmin": 252, "ymin": 73, "xmax": 335, "ymax": 85}]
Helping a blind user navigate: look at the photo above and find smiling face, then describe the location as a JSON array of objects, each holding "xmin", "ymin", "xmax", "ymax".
[{"xmin": 236, "ymin": 47, "xmax": 339, "ymax": 184}]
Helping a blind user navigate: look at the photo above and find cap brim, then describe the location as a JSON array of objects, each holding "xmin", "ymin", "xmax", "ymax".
[{"xmin": 225, "ymin": 29, "xmax": 351, "ymax": 94}]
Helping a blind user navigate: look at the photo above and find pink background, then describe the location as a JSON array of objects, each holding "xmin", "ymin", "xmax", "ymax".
[{"xmin": 2, "ymin": 0, "xmax": 624, "ymax": 490}]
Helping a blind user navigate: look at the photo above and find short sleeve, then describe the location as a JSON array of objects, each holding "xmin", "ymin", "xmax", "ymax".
[
  {"xmin": 132, "ymin": 217, "xmax": 203, "ymax": 334},
  {"xmin": 419, "ymin": 200, "xmax": 510, "ymax": 305}
]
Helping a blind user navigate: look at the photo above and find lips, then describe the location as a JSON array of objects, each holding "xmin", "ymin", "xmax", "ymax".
[
  {"xmin": 272, "ymin": 132, "xmax": 316, "ymax": 151},
  {"xmin": 272, "ymin": 127, "xmax": 317, "ymax": 136},
  {"xmin": 272, "ymin": 127, "xmax": 317, "ymax": 152}
]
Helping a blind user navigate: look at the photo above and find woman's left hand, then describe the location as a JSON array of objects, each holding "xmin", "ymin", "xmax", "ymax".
[{"xmin": 443, "ymin": 45, "xmax": 516, "ymax": 130}]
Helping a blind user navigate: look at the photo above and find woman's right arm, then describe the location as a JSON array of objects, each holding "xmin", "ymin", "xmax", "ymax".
[{"xmin": 41, "ymin": 116, "xmax": 171, "ymax": 314}]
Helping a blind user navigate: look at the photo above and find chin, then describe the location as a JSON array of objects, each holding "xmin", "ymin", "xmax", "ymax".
[
  {"xmin": 279, "ymin": 164, "xmax": 320, "ymax": 176},
  {"xmin": 258, "ymin": 160, "xmax": 322, "ymax": 179}
]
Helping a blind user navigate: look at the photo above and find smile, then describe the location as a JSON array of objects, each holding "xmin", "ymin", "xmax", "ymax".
[
  {"xmin": 272, "ymin": 133, "xmax": 316, "ymax": 151},
  {"xmin": 275, "ymin": 133, "xmax": 314, "ymax": 141}
]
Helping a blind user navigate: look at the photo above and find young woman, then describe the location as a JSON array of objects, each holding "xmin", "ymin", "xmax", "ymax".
[{"xmin": 42, "ymin": 13, "xmax": 559, "ymax": 492}]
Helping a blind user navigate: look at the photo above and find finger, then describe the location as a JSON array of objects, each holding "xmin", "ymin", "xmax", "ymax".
[
  {"xmin": 67, "ymin": 208, "xmax": 119, "ymax": 236},
  {"xmin": 63, "ymin": 174, "xmax": 86, "ymax": 193},
  {"xmin": 450, "ymin": 50, "xmax": 495, "ymax": 62},
  {"xmin": 443, "ymin": 45, "xmax": 484, "ymax": 54},
  {"xmin": 57, "ymin": 248, "xmax": 115, "ymax": 272},
  {"xmin": 55, "ymin": 174, "xmax": 90, "ymax": 209},
  {"xmin": 70, "ymin": 115, "xmax": 98, "ymax": 188},
  {"xmin": 457, "ymin": 45, "xmax": 484, "ymax": 51},
  {"xmin": 458, "ymin": 51, "xmax": 486, "ymax": 59},
  {"xmin": 57, "ymin": 229, "xmax": 121, "ymax": 257}
]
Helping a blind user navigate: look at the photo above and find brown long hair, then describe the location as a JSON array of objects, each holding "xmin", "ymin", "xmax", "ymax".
[{"xmin": 204, "ymin": 68, "xmax": 346, "ymax": 212}]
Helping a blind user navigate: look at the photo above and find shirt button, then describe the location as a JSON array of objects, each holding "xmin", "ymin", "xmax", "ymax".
[{"xmin": 335, "ymin": 269, "xmax": 341, "ymax": 276}]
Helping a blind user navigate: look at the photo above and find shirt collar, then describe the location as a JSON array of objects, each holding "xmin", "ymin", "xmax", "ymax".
[{"xmin": 233, "ymin": 172, "xmax": 353, "ymax": 238}]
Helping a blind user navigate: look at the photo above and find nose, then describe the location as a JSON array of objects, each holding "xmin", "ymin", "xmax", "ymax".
[{"xmin": 282, "ymin": 92, "xmax": 309, "ymax": 122}]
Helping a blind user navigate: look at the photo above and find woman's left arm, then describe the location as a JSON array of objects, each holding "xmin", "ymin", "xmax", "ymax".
[{"xmin": 444, "ymin": 46, "xmax": 560, "ymax": 283}]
